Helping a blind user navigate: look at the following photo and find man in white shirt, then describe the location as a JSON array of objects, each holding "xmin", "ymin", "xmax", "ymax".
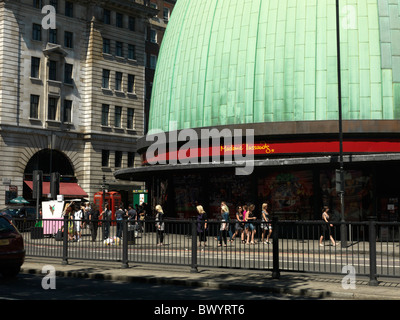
[{"xmin": 74, "ymin": 206, "xmax": 83, "ymax": 241}]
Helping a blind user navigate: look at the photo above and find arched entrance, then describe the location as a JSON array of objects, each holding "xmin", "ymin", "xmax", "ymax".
[
  {"xmin": 24, "ymin": 149, "xmax": 74, "ymax": 176},
  {"xmin": 23, "ymin": 149, "xmax": 87, "ymax": 201}
]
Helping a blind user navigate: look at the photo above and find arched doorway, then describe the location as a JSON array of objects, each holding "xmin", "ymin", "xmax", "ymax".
[
  {"xmin": 23, "ymin": 149, "xmax": 87, "ymax": 201},
  {"xmin": 24, "ymin": 149, "xmax": 74, "ymax": 176}
]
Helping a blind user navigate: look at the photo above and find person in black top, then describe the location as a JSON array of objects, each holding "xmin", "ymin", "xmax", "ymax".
[
  {"xmin": 127, "ymin": 204, "xmax": 137, "ymax": 224},
  {"xmin": 196, "ymin": 205, "xmax": 208, "ymax": 247},
  {"xmin": 101, "ymin": 204, "xmax": 112, "ymax": 239},
  {"xmin": 89, "ymin": 205, "xmax": 100, "ymax": 242},
  {"xmin": 155, "ymin": 205, "xmax": 165, "ymax": 246}
]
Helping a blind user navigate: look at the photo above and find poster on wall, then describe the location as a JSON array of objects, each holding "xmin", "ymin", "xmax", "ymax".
[
  {"xmin": 42, "ymin": 200, "xmax": 65, "ymax": 235},
  {"xmin": 208, "ymin": 174, "xmax": 253, "ymax": 219},
  {"xmin": 174, "ymin": 175, "xmax": 201, "ymax": 219},
  {"xmin": 257, "ymin": 171, "xmax": 314, "ymax": 220},
  {"xmin": 320, "ymin": 170, "xmax": 372, "ymax": 221}
]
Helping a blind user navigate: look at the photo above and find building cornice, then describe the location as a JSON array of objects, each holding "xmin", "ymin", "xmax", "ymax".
[{"xmin": 98, "ymin": 0, "xmax": 158, "ymax": 18}]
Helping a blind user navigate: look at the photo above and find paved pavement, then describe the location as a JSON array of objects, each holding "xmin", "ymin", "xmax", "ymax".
[{"xmin": 20, "ymin": 256, "xmax": 400, "ymax": 300}]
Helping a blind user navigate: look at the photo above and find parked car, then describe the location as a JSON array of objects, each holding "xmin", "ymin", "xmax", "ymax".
[
  {"xmin": 0, "ymin": 206, "xmax": 37, "ymax": 232},
  {"xmin": 0, "ymin": 215, "xmax": 25, "ymax": 277}
]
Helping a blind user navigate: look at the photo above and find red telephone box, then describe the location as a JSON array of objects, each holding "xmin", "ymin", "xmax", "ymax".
[{"xmin": 94, "ymin": 191, "xmax": 122, "ymax": 221}]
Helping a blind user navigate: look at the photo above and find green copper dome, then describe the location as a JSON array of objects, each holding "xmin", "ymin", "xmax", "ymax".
[{"xmin": 149, "ymin": 0, "xmax": 400, "ymax": 132}]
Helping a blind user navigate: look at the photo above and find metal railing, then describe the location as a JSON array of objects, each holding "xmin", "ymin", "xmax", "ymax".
[{"xmin": 15, "ymin": 216, "xmax": 400, "ymax": 285}]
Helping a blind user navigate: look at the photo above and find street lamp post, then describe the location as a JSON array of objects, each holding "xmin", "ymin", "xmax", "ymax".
[
  {"xmin": 336, "ymin": 0, "xmax": 347, "ymax": 248},
  {"xmin": 101, "ymin": 175, "xmax": 107, "ymax": 212}
]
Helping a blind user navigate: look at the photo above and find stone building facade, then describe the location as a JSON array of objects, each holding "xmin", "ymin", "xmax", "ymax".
[{"xmin": 0, "ymin": 0, "xmax": 162, "ymax": 207}]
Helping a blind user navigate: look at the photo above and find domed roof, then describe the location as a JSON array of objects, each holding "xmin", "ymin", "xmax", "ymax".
[{"xmin": 149, "ymin": 0, "xmax": 400, "ymax": 132}]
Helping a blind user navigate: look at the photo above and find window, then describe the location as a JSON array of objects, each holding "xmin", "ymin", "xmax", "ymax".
[
  {"xmin": 64, "ymin": 31, "xmax": 73, "ymax": 48},
  {"xmin": 101, "ymin": 104, "xmax": 109, "ymax": 126},
  {"xmin": 65, "ymin": 1, "xmax": 73, "ymax": 17},
  {"xmin": 127, "ymin": 108, "xmax": 134, "ymax": 129},
  {"xmin": 163, "ymin": 8, "xmax": 170, "ymax": 21},
  {"xmin": 102, "ymin": 69, "xmax": 110, "ymax": 88},
  {"xmin": 30, "ymin": 95, "xmax": 39, "ymax": 119},
  {"xmin": 50, "ymin": 0, "xmax": 58, "ymax": 11},
  {"xmin": 103, "ymin": 38, "xmax": 110, "ymax": 54},
  {"xmin": 127, "ymin": 74, "xmax": 135, "ymax": 93},
  {"xmin": 116, "ymin": 13, "xmax": 123, "ymax": 28},
  {"xmin": 115, "ymin": 41, "xmax": 123, "ymax": 57},
  {"xmin": 48, "ymin": 97, "xmax": 58, "ymax": 121},
  {"xmin": 49, "ymin": 60, "xmax": 57, "ymax": 81},
  {"xmin": 33, "ymin": 0, "xmax": 42, "ymax": 9},
  {"xmin": 102, "ymin": 150, "xmax": 110, "ymax": 167},
  {"xmin": 64, "ymin": 63, "xmax": 73, "ymax": 84},
  {"xmin": 114, "ymin": 106, "xmax": 122, "ymax": 128},
  {"xmin": 115, "ymin": 72, "xmax": 122, "ymax": 91},
  {"xmin": 149, "ymin": 29, "xmax": 157, "ymax": 43},
  {"xmin": 128, "ymin": 44, "xmax": 136, "ymax": 60},
  {"xmin": 49, "ymin": 29, "xmax": 57, "ymax": 44},
  {"xmin": 149, "ymin": 54, "xmax": 157, "ymax": 69},
  {"xmin": 115, "ymin": 151, "xmax": 122, "ymax": 168},
  {"xmin": 103, "ymin": 9, "xmax": 110, "ymax": 24},
  {"xmin": 63, "ymin": 99, "xmax": 72, "ymax": 123},
  {"xmin": 32, "ymin": 24, "xmax": 42, "ymax": 41},
  {"xmin": 128, "ymin": 17, "xmax": 135, "ymax": 31},
  {"xmin": 31, "ymin": 57, "xmax": 40, "ymax": 78},
  {"xmin": 127, "ymin": 152, "xmax": 134, "ymax": 168}
]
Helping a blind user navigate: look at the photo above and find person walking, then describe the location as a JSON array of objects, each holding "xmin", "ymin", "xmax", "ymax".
[
  {"xmin": 115, "ymin": 205, "xmax": 127, "ymax": 238},
  {"xmin": 89, "ymin": 205, "xmax": 100, "ymax": 242},
  {"xmin": 319, "ymin": 206, "xmax": 338, "ymax": 246},
  {"xmin": 127, "ymin": 204, "xmax": 137, "ymax": 224},
  {"xmin": 74, "ymin": 206, "xmax": 84, "ymax": 241},
  {"xmin": 232, "ymin": 205, "xmax": 244, "ymax": 243},
  {"xmin": 261, "ymin": 203, "xmax": 272, "ymax": 244},
  {"xmin": 196, "ymin": 205, "xmax": 208, "ymax": 247},
  {"xmin": 101, "ymin": 204, "xmax": 112, "ymax": 239},
  {"xmin": 155, "ymin": 205, "xmax": 165, "ymax": 246},
  {"xmin": 218, "ymin": 204, "xmax": 229, "ymax": 247},
  {"xmin": 63, "ymin": 203, "xmax": 75, "ymax": 241},
  {"xmin": 83, "ymin": 202, "xmax": 91, "ymax": 229},
  {"xmin": 245, "ymin": 204, "xmax": 256, "ymax": 244}
]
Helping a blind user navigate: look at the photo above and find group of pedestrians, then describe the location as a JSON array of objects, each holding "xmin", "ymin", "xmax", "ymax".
[
  {"xmin": 62, "ymin": 202, "xmax": 86, "ymax": 242},
  {"xmin": 61, "ymin": 199, "xmax": 337, "ymax": 248},
  {"xmin": 97, "ymin": 203, "xmax": 144, "ymax": 241},
  {"xmin": 61, "ymin": 201, "xmax": 145, "ymax": 242},
  {"xmin": 196, "ymin": 202, "xmax": 273, "ymax": 247}
]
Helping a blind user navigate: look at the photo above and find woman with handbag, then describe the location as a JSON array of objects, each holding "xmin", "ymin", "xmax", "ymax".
[
  {"xmin": 233, "ymin": 205, "xmax": 245, "ymax": 243},
  {"xmin": 245, "ymin": 204, "xmax": 256, "ymax": 245},
  {"xmin": 319, "ymin": 206, "xmax": 338, "ymax": 247}
]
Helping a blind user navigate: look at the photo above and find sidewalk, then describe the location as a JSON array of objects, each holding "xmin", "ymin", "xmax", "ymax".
[{"xmin": 21, "ymin": 256, "xmax": 400, "ymax": 300}]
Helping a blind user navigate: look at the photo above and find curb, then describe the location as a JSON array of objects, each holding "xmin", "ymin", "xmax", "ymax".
[
  {"xmin": 20, "ymin": 262, "xmax": 400, "ymax": 300},
  {"xmin": 18, "ymin": 266, "xmax": 342, "ymax": 300}
]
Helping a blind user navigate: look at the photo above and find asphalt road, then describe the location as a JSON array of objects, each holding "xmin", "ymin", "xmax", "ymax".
[{"xmin": 0, "ymin": 272, "xmax": 321, "ymax": 301}]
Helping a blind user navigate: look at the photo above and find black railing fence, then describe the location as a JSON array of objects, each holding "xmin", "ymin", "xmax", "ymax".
[{"xmin": 15, "ymin": 216, "xmax": 400, "ymax": 285}]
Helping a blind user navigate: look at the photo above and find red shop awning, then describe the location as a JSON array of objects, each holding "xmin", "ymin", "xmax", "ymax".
[{"xmin": 24, "ymin": 181, "xmax": 88, "ymax": 198}]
